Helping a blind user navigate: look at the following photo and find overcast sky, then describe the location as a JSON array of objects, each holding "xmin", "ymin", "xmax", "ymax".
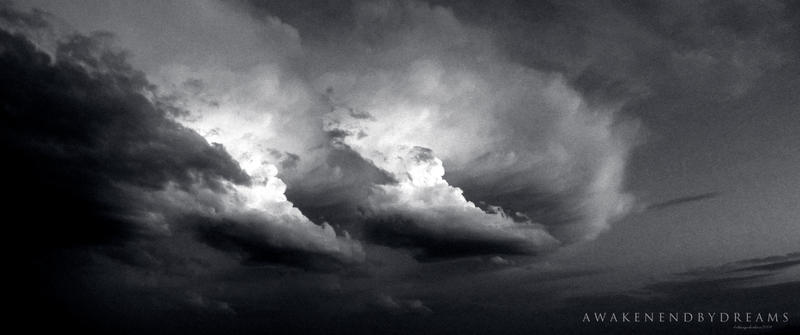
[{"xmin": 3, "ymin": 0, "xmax": 799, "ymax": 334}]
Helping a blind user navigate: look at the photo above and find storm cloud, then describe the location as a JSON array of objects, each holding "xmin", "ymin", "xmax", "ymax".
[
  {"xmin": 104, "ymin": 0, "xmax": 636, "ymax": 259},
  {"xmin": 7, "ymin": 1, "xmax": 800, "ymax": 333},
  {"xmin": 0, "ymin": 5, "xmax": 363, "ymax": 269},
  {"xmin": 2, "ymin": 0, "xmax": 643, "ymax": 262}
]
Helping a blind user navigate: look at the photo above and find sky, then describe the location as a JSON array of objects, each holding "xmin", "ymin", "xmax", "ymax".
[{"xmin": 2, "ymin": 0, "xmax": 799, "ymax": 334}]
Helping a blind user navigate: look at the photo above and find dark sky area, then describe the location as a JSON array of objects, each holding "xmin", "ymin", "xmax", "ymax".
[{"xmin": 3, "ymin": 0, "xmax": 799, "ymax": 334}]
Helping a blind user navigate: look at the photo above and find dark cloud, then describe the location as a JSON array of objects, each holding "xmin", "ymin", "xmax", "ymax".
[
  {"xmin": 371, "ymin": 294, "xmax": 433, "ymax": 316},
  {"xmin": 0, "ymin": 0, "xmax": 50, "ymax": 30},
  {"xmin": 0, "ymin": 27, "xmax": 249, "ymax": 248},
  {"xmin": 1, "ymin": 3, "xmax": 364, "ymax": 276},
  {"xmin": 645, "ymin": 192, "xmax": 721, "ymax": 211},
  {"xmin": 547, "ymin": 252, "xmax": 800, "ymax": 334},
  {"xmin": 630, "ymin": 256, "xmax": 800, "ymax": 321},
  {"xmin": 285, "ymin": 144, "xmax": 396, "ymax": 229},
  {"xmin": 428, "ymin": 0, "xmax": 798, "ymax": 100},
  {"xmin": 279, "ymin": 152, "xmax": 300, "ymax": 170},
  {"xmin": 0, "ymin": 14, "xmax": 264, "ymax": 331},
  {"xmin": 456, "ymin": 174, "xmax": 583, "ymax": 232},
  {"xmin": 730, "ymin": 259, "xmax": 800, "ymax": 274},
  {"xmin": 679, "ymin": 252, "xmax": 800, "ymax": 276},
  {"xmin": 364, "ymin": 215, "xmax": 541, "ymax": 260},
  {"xmin": 0, "ymin": 16, "xmax": 367, "ymax": 332},
  {"xmin": 193, "ymin": 215, "xmax": 360, "ymax": 271},
  {"xmin": 229, "ymin": 0, "xmax": 356, "ymax": 44}
]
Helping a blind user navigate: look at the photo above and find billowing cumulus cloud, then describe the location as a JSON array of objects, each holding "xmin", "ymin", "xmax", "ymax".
[
  {"xmin": 303, "ymin": 0, "xmax": 634, "ymax": 246},
  {"xmin": 324, "ymin": 106, "xmax": 559, "ymax": 259},
  {"xmin": 133, "ymin": 0, "xmax": 637, "ymax": 258},
  {"xmin": 0, "ymin": 4, "xmax": 363, "ymax": 269},
  {"xmin": 6, "ymin": 0, "xmax": 637, "ymax": 266}
]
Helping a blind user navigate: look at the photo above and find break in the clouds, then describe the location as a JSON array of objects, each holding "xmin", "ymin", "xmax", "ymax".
[{"xmin": 3, "ymin": 0, "xmax": 638, "ymax": 267}]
